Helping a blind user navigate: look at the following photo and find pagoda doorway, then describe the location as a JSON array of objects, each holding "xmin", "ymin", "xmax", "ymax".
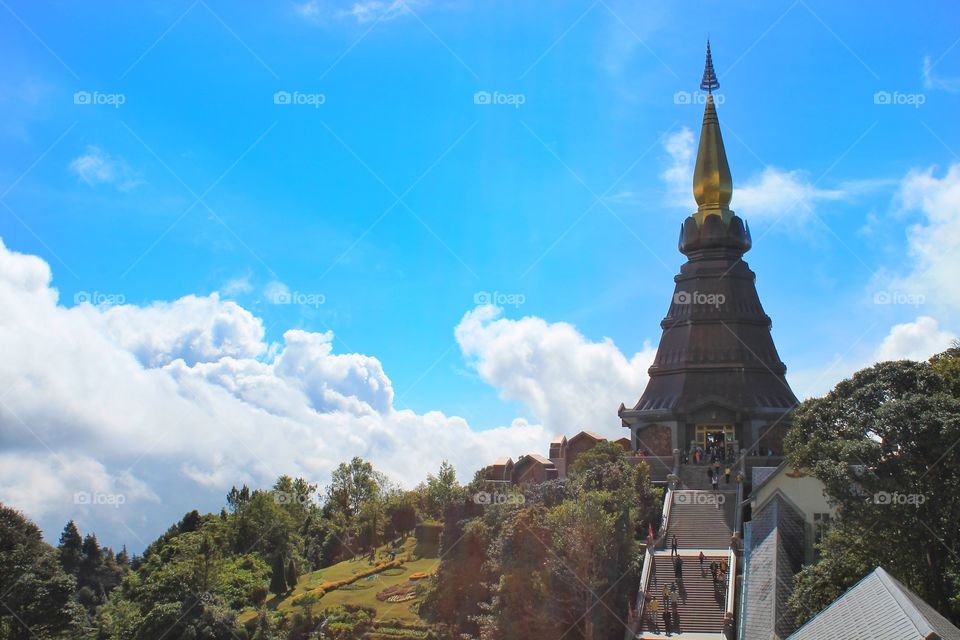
[{"xmin": 694, "ymin": 424, "xmax": 736, "ymax": 454}]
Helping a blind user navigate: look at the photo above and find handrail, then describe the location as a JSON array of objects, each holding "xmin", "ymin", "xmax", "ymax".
[
  {"xmin": 726, "ymin": 478, "xmax": 745, "ymax": 639},
  {"xmin": 724, "ymin": 548, "xmax": 738, "ymax": 638},
  {"xmin": 629, "ymin": 484, "xmax": 673, "ymax": 640}
]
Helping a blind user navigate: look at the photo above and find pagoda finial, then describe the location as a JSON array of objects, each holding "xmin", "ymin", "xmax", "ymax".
[
  {"xmin": 692, "ymin": 40, "xmax": 732, "ymax": 226},
  {"xmin": 700, "ymin": 39, "xmax": 720, "ymax": 94}
]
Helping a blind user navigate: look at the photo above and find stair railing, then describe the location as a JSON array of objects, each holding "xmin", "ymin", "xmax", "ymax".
[{"xmin": 628, "ymin": 483, "xmax": 673, "ymax": 640}]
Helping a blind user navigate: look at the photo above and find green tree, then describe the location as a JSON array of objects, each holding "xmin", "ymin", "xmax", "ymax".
[
  {"xmin": 57, "ymin": 520, "xmax": 83, "ymax": 577},
  {"xmin": 785, "ymin": 353, "xmax": 960, "ymax": 624},
  {"xmin": 285, "ymin": 557, "xmax": 298, "ymax": 590},
  {"xmin": 326, "ymin": 457, "xmax": 385, "ymax": 519},
  {"xmin": 0, "ymin": 503, "xmax": 85, "ymax": 639},
  {"xmin": 269, "ymin": 553, "xmax": 287, "ymax": 595},
  {"xmin": 425, "ymin": 461, "xmax": 460, "ymax": 518}
]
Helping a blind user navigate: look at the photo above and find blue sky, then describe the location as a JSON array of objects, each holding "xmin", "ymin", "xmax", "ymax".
[{"xmin": 1, "ymin": 0, "xmax": 959, "ymax": 549}]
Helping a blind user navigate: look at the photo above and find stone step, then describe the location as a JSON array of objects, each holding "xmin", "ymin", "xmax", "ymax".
[{"xmin": 639, "ymin": 553, "xmax": 730, "ymax": 635}]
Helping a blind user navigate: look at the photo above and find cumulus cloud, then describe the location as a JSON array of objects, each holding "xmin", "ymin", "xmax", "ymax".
[
  {"xmin": 68, "ymin": 145, "xmax": 141, "ymax": 190},
  {"xmin": 874, "ymin": 316, "xmax": 956, "ymax": 362},
  {"xmin": 454, "ymin": 305, "xmax": 656, "ymax": 438},
  {"xmin": 660, "ymin": 127, "xmax": 696, "ymax": 209},
  {"xmin": 659, "ymin": 128, "xmax": 856, "ymax": 224},
  {"xmin": 0, "ymin": 239, "xmax": 547, "ymax": 548},
  {"xmin": 736, "ymin": 167, "xmax": 847, "ymax": 223},
  {"xmin": 886, "ymin": 163, "xmax": 960, "ymax": 311}
]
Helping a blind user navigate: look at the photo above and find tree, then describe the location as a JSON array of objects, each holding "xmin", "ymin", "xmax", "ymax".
[
  {"xmin": 387, "ymin": 492, "xmax": 418, "ymax": 539},
  {"xmin": 326, "ymin": 457, "xmax": 385, "ymax": 519},
  {"xmin": 0, "ymin": 503, "xmax": 85, "ymax": 639},
  {"xmin": 549, "ymin": 491, "xmax": 624, "ymax": 640},
  {"xmin": 269, "ymin": 553, "xmax": 288, "ymax": 595},
  {"xmin": 785, "ymin": 353, "xmax": 960, "ymax": 624},
  {"xmin": 481, "ymin": 506, "xmax": 564, "ymax": 639},
  {"xmin": 57, "ymin": 520, "xmax": 83, "ymax": 577},
  {"xmin": 425, "ymin": 461, "xmax": 460, "ymax": 518},
  {"xmin": 569, "ymin": 440, "xmax": 626, "ymax": 477},
  {"xmin": 285, "ymin": 557, "xmax": 298, "ymax": 590}
]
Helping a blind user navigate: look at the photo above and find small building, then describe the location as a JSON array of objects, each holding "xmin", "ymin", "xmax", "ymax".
[
  {"xmin": 787, "ymin": 566, "xmax": 960, "ymax": 640},
  {"xmin": 565, "ymin": 431, "xmax": 606, "ymax": 473},
  {"xmin": 548, "ymin": 435, "xmax": 567, "ymax": 478},
  {"xmin": 749, "ymin": 463, "xmax": 835, "ymax": 564},
  {"xmin": 483, "ymin": 457, "xmax": 514, "ymax": 482},
  {"xmin": 739, "ymin": 464, "xmax": 838, "ymax": 639},
  {"xmin": 512, "ymin": 454, "xmax": 558, "ymax": 485}
]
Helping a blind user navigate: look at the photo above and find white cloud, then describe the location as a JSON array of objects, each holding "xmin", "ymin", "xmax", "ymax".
[
  {"xmin": 736, "ymin": 167, "xmax": 847, "ymax": 223},
  {"xmin": 788, "ymin": 316, "xmax": 956, "ymax": 400},
  {"xmin": 454, "ymin": 305, "xmax": 655, "ymax": 438},
  {"xmin": 221, "ymin": 275, "xmax": 253, "ymax": 296},
  {"xmin": 68, "ymin": 145, "xmax": 142, "ymax": 190},
  {"xmin": 658, "ymin": 130, "xmax": 864, "ymax": 225},
  {"xmin": 887, "ymin": 163, "xmax": 960, "ymax": 312},
  {"xmin": 660, "ymin": 127, "xmax": 696, "ymax": 210},
  {"xmin": 343, "ymin": 0, "xmax": 412, "ymax": 23},
  {"xmin": 0, "ymin": 239, "xmax": 548, "ymax": 548},
  {"xmin": 296, "ymin": 0, "xmax": 421, "ymax": 23},
  {"xmin": 922, "ymin": 55, "xmax": 960, "ymax": 93},
  {"xmin": 874, "ymin": 316, "xmax": 956, "ymax": 362}
]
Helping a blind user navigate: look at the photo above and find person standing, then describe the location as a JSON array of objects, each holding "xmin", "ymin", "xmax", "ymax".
[
  {"xmin": 724, "ymin": 467, "xmax": 731, "ymax": 484},
  {"xmin": 671, "ymin": 534, "xmax": 678, "ymax": 557},
  {"xmin": 648, "ymin": 597, "xmax": 660, "ymax": 631},
  {"xmin": 699, "ymin": 551, "xmax": 706, "ymax": 576},
  {"xmin": 674, "ymin": 555, "xmax": 683, "ymax": 579}
]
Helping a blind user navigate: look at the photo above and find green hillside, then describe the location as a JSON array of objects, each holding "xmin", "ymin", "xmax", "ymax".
[{"xmin": 241, "ymin": 533, "xmax": 440, "ymax": 637}]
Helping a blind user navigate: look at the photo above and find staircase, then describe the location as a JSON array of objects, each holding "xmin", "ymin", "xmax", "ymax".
[
  {"xmin": 641, "ymin": 553, "xmax": 729, "ymax": 636},
  {"xmin": 663, "ymin": 491, "xmax": 736, "ymax": 551},
  {"xmin": 635, "ymin": 485, "xmax": 737, "ymax": 639}
]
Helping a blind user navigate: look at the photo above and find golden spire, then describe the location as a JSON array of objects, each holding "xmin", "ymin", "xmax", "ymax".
[{"xmin": 692, "ymin": 40, "xmax": 733, "ymax": 226}]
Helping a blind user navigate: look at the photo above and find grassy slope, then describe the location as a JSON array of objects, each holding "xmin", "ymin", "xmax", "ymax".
[{"xmin": 239, "ymin": 536, "xmax": 439, "ymax": 626}]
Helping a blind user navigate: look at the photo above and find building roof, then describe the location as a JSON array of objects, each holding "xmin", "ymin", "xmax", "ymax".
[
  {"xmin": 519, "ymin": 453, "xmax": 554, "ymax": 466},
  {"xmin": 787, "ymin": 566, "xmax": 960, "ymax": 640},
  {"xmin": 569, "ymin": 430, "xmax": 605, "ymax": 443},
  {"xmin": 550, "ymin": 435, "xmax": 567, "ymax": 444},
  {"xmin": 490, "ymin": 456, "xmax": 513, "ymax": 467},
  {"xmin": 750, "ymin": 462, "xmax": 786, "ymax": 495}
]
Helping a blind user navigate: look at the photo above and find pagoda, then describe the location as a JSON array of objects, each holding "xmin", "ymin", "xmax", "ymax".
[{"xmin": 620, "ymin": 42, "xmax": 797, "ymax": 459}]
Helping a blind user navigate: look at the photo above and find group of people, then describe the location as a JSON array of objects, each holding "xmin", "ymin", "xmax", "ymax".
[
  {"xmin": 697, "ymin": 551, "xmax": 728, "ymax": 584},
  {"xmin": 690, "ymin": 441, "xmax": 734, "ymax": 465},
  {"xmin": 706, "ymin": 462, "xmax": 732, "ymax": 490},
  {"xmin": 644, "ymin": 580, "xmax": 681, "ymax": 634}
]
